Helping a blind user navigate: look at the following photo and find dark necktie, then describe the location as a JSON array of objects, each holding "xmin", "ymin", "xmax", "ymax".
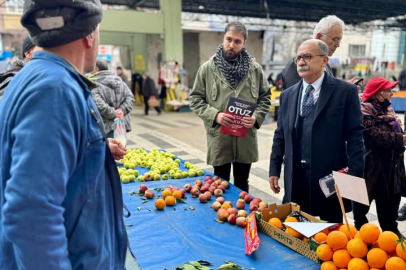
[{"xmin": 302, "ymin": 84, "xmax": 314, "ymax": 117}]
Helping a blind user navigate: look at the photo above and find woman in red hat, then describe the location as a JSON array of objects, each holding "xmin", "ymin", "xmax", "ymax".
[{"xmin": 353, "ymin": 77, "xmax": 406, "ymax": 238}]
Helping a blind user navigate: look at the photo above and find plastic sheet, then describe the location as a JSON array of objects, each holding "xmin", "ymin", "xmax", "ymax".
[{"xmin": 121, "ymin": 160, "xmax": 320, "ymax": 270}]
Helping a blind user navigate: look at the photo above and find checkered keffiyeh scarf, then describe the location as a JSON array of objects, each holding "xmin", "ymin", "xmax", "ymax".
[{"xmin": 214, "ymin": 45, "xmax": 250, "ymax": 90}]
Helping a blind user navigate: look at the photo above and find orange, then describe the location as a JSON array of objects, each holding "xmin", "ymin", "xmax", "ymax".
[
  {"xmin": 268, "ymin": 217, "xmax": 283, "ymax": 229},
  {"xmin": 377, "ymin": 231, "xmax": 399, "ymax": 253},
  {"xmin": 367, "ymin": 248, "xmax": 388, "ymax": 269},
  {"xmin": 314, "ymin": 232, "xmax": 328, "ymax": 243},
  {"xmin": 316, "ymin": 243, "xmax": 333, "ymax": 261},
  {"xmin": 321, "ymin": 261, "xmax": 338, "ymax": 270},
  {"xmin": 285, "ymin": 216, "xmax": 298, "ymax": 222},
  {"xmin": 396, "ymin": 241, "xmax": 406, "ymax": 261},
  {"xmin": 354, "ymin": 232, "xmax": 361, "ymax": 239},
  {"xmin": 347, "ymin": 258, "xmax": 369, "ymax": 270},
  {"xmin": 327, "ymin": 231, "xmax": 349, "ymax": 250},
  {"xmin": 339, "ymin": 224, "xmax": 358, "ymax": 240},
  {"xmin": 172, "ymin": 190, "xmax": 182, "ymax": 199},
  {"xmin": 359, "ymin": 223, "xmax": 380, "ymax": 244},
  {"xmin": 385, "ymin": 256, "xmax": 406, "ymax": 270},
  {"xmin": 286, "ymin": 227, "xmax": 303, "ymax": 239},
  {"xmin": 164, "ymin": 195, "xmax": 176, "ymax": 206},
  {"xmin": 332, "ymin": 249, "xmax": 352, "ymax": 269},
  {"xmin": 162, "ymin": 189, "xmax": 172, "ymax": 198},
  {"xmin": 154, "ymin": 199, "xmax": 165, "ymax": 210},
  {"xmin": 347, "ymin": 238, "xmax": 368, "ymax": 258}
]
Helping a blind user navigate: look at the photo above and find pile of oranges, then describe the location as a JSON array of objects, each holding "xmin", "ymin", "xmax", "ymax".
[{"xmin": 316, "ymin": 222, "xmax": 406, "ymax": 270}]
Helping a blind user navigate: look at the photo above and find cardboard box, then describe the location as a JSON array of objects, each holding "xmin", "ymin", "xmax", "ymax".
[{"xmin": 257, "ymin": 202, "xmax": 321, "ymax": 263}]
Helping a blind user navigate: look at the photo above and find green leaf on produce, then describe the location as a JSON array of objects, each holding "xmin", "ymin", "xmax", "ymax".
[
  {"xmin": 197, "ymin": 260, "xmax": 212, "ymax": 266},
  {"xmin": 140, "ymin": 196, "xmax": 147, "ymax": 200},
  {"xmin": 189, "ymin": 260, "xmax": 212, "ymax": 269},
  {"xmin": 137, "ymin": 207, "xmax": 141, "ymax": 211},
  {"xmin": 154, "ymin": 187, "xmax": 163, "ymax": 192},
  {"xmin": 176, "ymin": 198, "xmax": 187, "ymax": 204},
  {"xmin": 129, "ymin": 190, "xmax": 138, "ymax": 195},
  {"xmin": 125, "ymin": 224, "xmax": 133, "ymax": 227},
  {"xmin": 214, "ymin": 218, "xmax": 224, "ymax": 224},
  {"xmin": 142, "ymin": 200, "xmax": 148, "ymax": 204}
]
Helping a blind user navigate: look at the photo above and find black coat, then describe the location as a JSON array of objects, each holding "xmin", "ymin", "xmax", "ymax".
[
  {"xmin": 142, "ymin": 77, "xmax": 158, "ymax": 98},
  {"xmin": 269, "ymin": 74, "xmax": 365, "ymax": 216}
]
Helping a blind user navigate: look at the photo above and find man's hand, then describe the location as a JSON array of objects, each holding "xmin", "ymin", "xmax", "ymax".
[
  {"xmin": 108, "ymin": 138, "xmax": 127, "ymax": 160},
  {"xmin": 347, "ymin": 76, "xmax": 360, "ymax": 84},
  {"xmin": 269, "ymin": 176, "xmax": 280, "ymax": 194},
  {"xmin": 242, "ymin": 116, "xmax": 256, "ymax": 128},
  {"xmin": 215, "ymin": 112, "xmax": 235, "ymax": 127},
  {"xmin": 115, "ymin": 109, "xmax": 124, "ymax": 119}
]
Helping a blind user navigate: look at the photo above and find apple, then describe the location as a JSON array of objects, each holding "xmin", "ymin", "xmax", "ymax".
[
  {"xmin": 259, "ymin": 201, "xmax": 268, "ymax": 208},
  {"xmin": 190, "ymin": 187, "xmax": 200, "ymax": 197},
  {"xmin": 204, "ymin": 191, "xmax": 212, "ymax": 200},
  {"xmin": 184, "ymin": 183, "xmax": 192, "ymax": 192},
  {"xmin": 216, "ymin": 197, "xmax": 225, "ymax": 204},
  {"xmin": 227, "ymin": 207, "xmax": 238, "ymax": 215},
  {"xmin": 252, "ymin": 198, "xmax": 262, "ymax": 205},
  {"xmin": 205, "ymin": 176, "xmax": 211, "ymax": 182},
  {"xmin": 221, "ymin": 181, "xmax": 229, "ymax": 189},
  {"xmin": 249, "ymin": 203, "xmax": 258, "ymax": 212},
  {"xmin": 244, "ymin": 194, "xmax": 253, "ymax": 204},
  {"xmin": 145, "ymin": 190, "xmax": 155, "ymax": 199},
  {"xmin": 228, "ymin": 214, "xmax": 237, "ymax": 225},
  {"xmin": 199, "ymin": 194, "xmax": 208, "ymax": 203},
  {"xmin": 144, "ymin": 173, "xmax": 153, "ymax": 181},
  {"xmin": 194, "ymin": 179, "xmax": 203, "ymax": 187},
  {"xmin": 138, "ymin": 184, "xmax": 148, "ymax": 193},
  {"xmin": 209, "ymin": 186, "xmax": 216, "ymax": 194},
  {"xmin": 211, "ymin": 201, "xmax": 222, "ymax": 211},
  {"xmin": 210, "ymin": 182, "xmax": 219, "ymax": 189},
  {"xmin": 217, "ymin": 208, "xmax": 229, "ymax": 221},
  {"xmin": 236, "ymin": 199, "xmax": 246, "ymax": 210},
  {"xmin": 214, "ymin": 189, "xmax": 223, "ymax": 197},
  {"xmin": 162, "ymin": 174, "xmax": 169, "ymax": 180},
  {"xmin": 237, "ymin": 210, "xmax": 247, "ymax": 217},
  {"xmin": 179, "ymin": 189, "xmax": 186, "ymax": 198},
  {"xmin": 217, "ymin": 184, "xmax": 226, "ymax": 192},
  {"xmin": 137, "ymin": 176, "xmax": 145, "ymax": 182},
  {"xmin": 213, "ymin": 176, "xmax": 219, "ymax": 180},
  {"xmin": 236, "ymin": 217, "xmax": 248, "ymax": 227},
  {"xmin": 239, "ymin": 191, "xmax": 248, "ymax": 199},
  {"xmin": 200, "ymin": 185, "xmax": 209, "ymax": 193}
]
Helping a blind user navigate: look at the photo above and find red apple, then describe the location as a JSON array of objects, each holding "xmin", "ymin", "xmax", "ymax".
[
  {"xmin": 205, "ymin": 176, "xmax": 211, "ymax": 182},
  {"xmin": 227, "ymin": 207, "xmax": 238, "ymax": 215},
  {"xmin": 184, "ymin": 183, "xmax": 192, "ymax": 192},
  {"xmin": 217, "ymin": 184, "xmax": 226, "ymax": 192},
  {"xmin": 138, "ymin": 184, "xmax": 148, "ymax": 193},
  {"xmin": 244, "ymin": 194, "xmax": 253, "ymax": 203},
  {"xmin": 209, "ymin": 186, "xmax": 216, "ymax": 194},
  {"xmin": 145, "ymin": 190, "xmax": 155, "ymax": 199},
  {"xmin": 259, "ymin": 201, "xmax": 268, "ymax": 208},
  {"xmin": 252, "ymin": 198, "xmax": 262, "ymax": 205},
  {"xmin": 204, "ymin": 191, "xmax": 212, "ymax": 200},
  {"xmin": 194, "ymin": 179, "xmax": 203, "ymax": 187},
  {"xmin": 198, "ymin": 193, "xmax": 207, "ymax": 203},
  {"xmin": 144, "ymin": 173, "xmax": 153, "ymax": 181},
  {"xmin": 190, "ymin": 187, "xmax": 200, "ymax": 197},
  {"xmin": 213, "ymin": 176, "xmax": 219, "ymax": 180},
  {"xmin": 217, "ymin": 208, "xmax": 229, "ymax": 221},
  {"xmin": 236, "ymin": 217, "xmax": 248, "ymax": 227},
  {"xmin": 239, "ymin": 191, "xmax": 248, "ymax": 199},
  {"xmin": 216, "ymin": 197, "xmax": 225, "ymax": 204},
  {"xmin": 249, "ymin": 203, "xmax": 258, "ymax": 212},
  {"xmin": 214, "ymin": 189, "xmax": 223, "ymax": 197},
  {"xmin": 221, "ymin": 181, "xmax": 229, "ymax": 189},
  {"xmin": 236, "ymin": 199, "xmax": 246, "ymax": 209},
  {"xmin": 228, "ymin": 214, "xmax": 237, "ymax": 224}
]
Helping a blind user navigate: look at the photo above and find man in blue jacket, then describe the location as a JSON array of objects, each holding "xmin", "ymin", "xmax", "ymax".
[{"xmin": 0, "ymin": 1, "xmax": 128, "ymax": 269}]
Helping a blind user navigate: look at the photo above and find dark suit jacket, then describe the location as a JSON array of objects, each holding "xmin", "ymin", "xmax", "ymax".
[
  {"xmin": 282, "ymin": 59, "xmax": 333, "ymax": 90},
  {"xmin": 269, "ymin": 73, "xmax": 365, "ymax": 215}
]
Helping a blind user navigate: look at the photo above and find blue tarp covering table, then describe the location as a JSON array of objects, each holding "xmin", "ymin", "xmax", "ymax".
[
  {"xmin": 121, "ymin": 160, "xmax": 320, "ymax": 270},
  {"xmin": 391, "ymin": 97, "xmax": 406, "ymax": 112}
]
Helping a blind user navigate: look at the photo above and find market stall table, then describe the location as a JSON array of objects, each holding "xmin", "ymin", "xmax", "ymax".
[{"xmin": 121, "ymin": 159, "xmax": 320, "ymax": 270}]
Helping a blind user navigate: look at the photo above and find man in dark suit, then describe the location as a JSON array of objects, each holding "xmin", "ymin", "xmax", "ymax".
[
  {"xmin": 269, "ymin": 39, "xmax": 364, "ymax": 223},
  {"xmin": 282, "ymin": 15, "xmax": 359, "ymax": 89}
]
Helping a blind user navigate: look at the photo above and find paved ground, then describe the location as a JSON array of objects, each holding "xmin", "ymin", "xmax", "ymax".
[{"xmin": 125, "ymin": 106, "xmax": 406, "ymax": 268}]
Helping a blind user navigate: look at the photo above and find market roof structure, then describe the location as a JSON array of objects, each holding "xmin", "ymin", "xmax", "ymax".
[{"xmin": 101, "ymin": 0, "xmax": 406, "ymax": 27}]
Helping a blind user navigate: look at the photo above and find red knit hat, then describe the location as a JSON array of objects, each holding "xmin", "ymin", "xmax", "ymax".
[{"xmin": 362, "ymin": 77, "xmax": 399, "ymax": 102}]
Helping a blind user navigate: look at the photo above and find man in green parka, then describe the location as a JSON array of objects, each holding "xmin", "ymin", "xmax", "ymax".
[{"xmin": 190, "ymin": 22, "xmax": 271, "ymax": 192}]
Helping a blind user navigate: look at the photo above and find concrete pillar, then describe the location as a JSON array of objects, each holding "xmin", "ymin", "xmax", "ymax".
[{"xmin": 160, "ymin": 0, "xmax": 183, "ymax": 65}]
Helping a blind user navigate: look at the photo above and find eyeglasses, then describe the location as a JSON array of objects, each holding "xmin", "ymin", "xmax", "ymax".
[
  {"xmin": 321, "ymin": 33, "xmax": 342, "ymax": 43},
  {"xmin": 293, "ymin": 54, "xmax": 326, "ymax": 64}
]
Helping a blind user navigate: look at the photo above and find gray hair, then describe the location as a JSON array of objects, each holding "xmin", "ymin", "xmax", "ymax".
[
  {"xmin": 225, "ymin": 22, "xmax": 248, "ymax": 40},
  {"xmin": 313, "ymin": 15, "xmax": 345, "ymax": 38},
  {"xmin": 96, "ymin": 59, "xmax": 108, "ymax": 71},
  {"xmin": 317, "ymin": 40, "xmax": 329, "ymax": 55}
]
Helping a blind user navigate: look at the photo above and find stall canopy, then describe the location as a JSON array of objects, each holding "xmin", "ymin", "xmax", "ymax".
[{"xmin": 101, "ymin": 0, "xmax": 406, "ymax": 27}]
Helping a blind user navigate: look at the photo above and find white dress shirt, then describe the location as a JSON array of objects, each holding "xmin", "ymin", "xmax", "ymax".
[{"xmin": 300, "ymin": 73, "xmax": 325, "ymax": 116}]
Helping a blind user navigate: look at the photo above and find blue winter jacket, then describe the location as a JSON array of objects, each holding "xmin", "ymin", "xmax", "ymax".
[{"xmin": 0, "ymin": 51, "xmax": 128, "ymax": 269}]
